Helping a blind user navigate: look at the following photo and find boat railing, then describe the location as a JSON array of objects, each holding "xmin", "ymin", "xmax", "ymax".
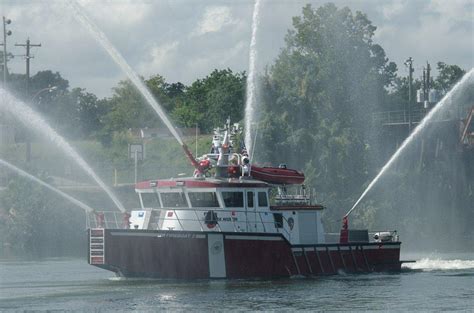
[
  {"xmin": 274, "ymin": 194, "xmax": 309, "ymax": 205},
  {"xmin": 86, "ymin": 210, "xmax": 127, "ymax": 230},
  {"xmin": 325, "ymin": 230, "xmax": 399, "ymax": 243},
  {"xmin": 150, "ymin": 208, "xmax": 293, "ymax": 240},
  {"xmin": 87, "ymin": 208, "xmax": 293, "ymax": 240}
]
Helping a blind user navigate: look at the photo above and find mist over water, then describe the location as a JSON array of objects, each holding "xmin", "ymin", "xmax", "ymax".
[
  {"xmin": 0, "ymin": 159, "xmax": 94, "ymax": 213},
  {"xmin": 348, "ymin": 68, "xmax": 474, "ymax": 216},
  {"xmin": 404, "ymin": 258, "xmax": 474, "ymax": 271},
  {"xmin": 0, "ymin": 88, "xmax": 125, "ymax": 212},
  {"xmin": 66, "ymin": 0, "xmax": 184, "ymax": 147},
  {"xmin": 244, "ymin": 0, "xmax": 262, "ymax": 154}
]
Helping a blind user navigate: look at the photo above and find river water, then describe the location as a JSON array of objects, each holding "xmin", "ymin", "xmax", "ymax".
[{"xmin": 1, "ymin": 253, "xmax": 473, "ymax": 312}]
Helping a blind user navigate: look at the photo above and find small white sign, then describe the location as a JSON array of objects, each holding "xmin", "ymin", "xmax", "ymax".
[{"xmin": 129, "ymin": 144, "xmax": 144, "ymax": 160}]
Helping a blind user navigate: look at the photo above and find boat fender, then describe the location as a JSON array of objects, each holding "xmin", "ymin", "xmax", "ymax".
[
  {"xmin": 205, "ymin": 210, "xmax": 218, "ymax": 229},
  {"xmin": 374, "ymin": 232, "xmax": 393, "ymax": 242}
]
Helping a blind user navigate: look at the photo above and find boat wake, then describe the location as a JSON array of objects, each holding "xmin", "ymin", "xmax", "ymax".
[
  {"xmin": 403, "ymin": 258, "xmax": 474, "ymax": 271},
  {"xmin": 107, "ymin": 277, "xmax": 162, "ymax": 282}
]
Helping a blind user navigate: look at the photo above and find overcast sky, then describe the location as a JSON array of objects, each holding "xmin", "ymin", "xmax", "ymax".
[{"xmin": 1, "ymin": 0, "xmax": 473, "ymax": 98}]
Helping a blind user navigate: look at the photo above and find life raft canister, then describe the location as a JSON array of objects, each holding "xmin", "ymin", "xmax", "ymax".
[{"xmin": 205, "ymin": 210, "xmax": 218, "ymax": 229}]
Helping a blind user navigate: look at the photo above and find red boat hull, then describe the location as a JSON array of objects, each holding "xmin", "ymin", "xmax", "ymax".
[
  {"xmin": 89, "ymin": 229, "xmax": 401, "ymax": 279},
  {"xmin": 250, "ymin": 166, "xmax": 305, "ymax": 185}
]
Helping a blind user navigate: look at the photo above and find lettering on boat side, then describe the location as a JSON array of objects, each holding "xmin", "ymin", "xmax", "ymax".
[
  {"xmin": 111, "ymin": 232, "xmax": 205, "ymax": 239},
  {"xmin": 202, "ymin": 212, "xmax": 238, "ymax": 222},
  {"xmin": 157, "ymin": 233, "xmax": 204, "ymax": 239}
]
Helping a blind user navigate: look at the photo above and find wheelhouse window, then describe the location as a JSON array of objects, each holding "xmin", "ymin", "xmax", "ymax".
[
  {"xmin": 222, "ymin": 192, "xmax": 244, "ymax": 207},
  {"xmin": 258, "ymin": 192, "xmax": 268, "ymax": 207},
  {"xmin": 141, "ymin": 193, "xmax": 160, "ymax": 208},
  {"xmin": 247, "ymin": 191, "xmax": 254, "ymax": 208},
  {"xmin": 160, "ymin": 192, "xmax": 188, "ymax": 207},
  {"xmin": 188, "ymin": 192, "xmax": 220, "ymax": 208}
]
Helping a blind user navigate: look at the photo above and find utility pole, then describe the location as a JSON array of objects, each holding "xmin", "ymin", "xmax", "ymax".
[
  {"xmin": 426, "ymin": 62, "xmax": 431, "ymax": 89},
  {"xmin": 422, "ymin": 67, "xmax": 426, "ymax": 100},
  {"xmin": 404, "ymin": 57, "xmax": 414, "ymax": 132},
  {"xmin": 15, "ymin": 39, "xmax": 41, "ymax": 97},
  {"xmin": 422, "ymin": 62, "xmax": 431, "ymax": 110},
  {"xmin": 1, "ymin": 16, "xmax": 12, "ymax": 87},
  {"xmin": 15, "ymin": 38, "xmax": 41, "ymax": 162}
]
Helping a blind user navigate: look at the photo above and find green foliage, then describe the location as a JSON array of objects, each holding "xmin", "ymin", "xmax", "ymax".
[
  {"xmin": 434, "ymin": 62, "xmax": 466, "ymax": 93},
  {"xmin": 258, "ymin": 3, "xmax": 397, "ymax": 220},
  {"xmin": 75, "ymin": 89, "xmax": 110, "ymax": 138},
  {"xmin": 103, "ymin": 79, "xmax": 162, "ymax": 131},
  {"xmin": 171, "ymin": 69, "xmax": 246, "ymax": 132},
  {"xmin": 146, "ymin": 74, "xmax": 185, "ymax": 112},
  {"xmin": 6, "ymin": 70, "xmax": 107, "ymax": 140},
  {"xmin": 96, "ymin": 69, "xmax": 245, "ymax": 144},
  {"xmin": 0, "ymin": 171, "xmax": 85, "ymax": 258},
  {"xmin": 5, "ymin": 66, "xmax": 246, "ymax": 146},
  {"xmin": 92, "ymin": 69, "xmax": 245, "ymax": 146}
]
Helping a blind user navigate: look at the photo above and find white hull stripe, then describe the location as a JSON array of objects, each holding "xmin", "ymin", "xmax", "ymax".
[
  {"xmin": 362, "ymin": 244, "xmax": 400, "ymax": 250},
  {"xmin": 225, "ymin": 235, "xmax": 283, "ymax": 241},
  {"xmin": 109, "ymin": 232, "xmax": 399, "ymax": 250},
  {"xmin": 312, "ymin": 245, "xmax": 400, "ymax": 251},
  {"xmin": 110, "ymin": 231, "xmax": 206, "ymax": 239}
]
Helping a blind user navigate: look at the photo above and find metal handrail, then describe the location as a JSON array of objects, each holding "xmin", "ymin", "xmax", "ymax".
[
  {"xmin": 87, "ymin": 209, "xmax": 293, "ymax": 240},
  {"xmin": 373, "ymin": 109, "xmax": 425, "ymax": 124},
  {"xmin": 259, "ymin": 212, "xmax": 267, "ymax": 233},
  {"xmin": 113, "ymin": 212, "xmax": 119, "ymax": 229},
  {"xmin": 193, "ymin": 210, "xmax": 204, "ymax": 231},
  {"xmin": 373, "ymin": 108, "xmax": 461, "ymax": 126},
  {"xmin": 172, "ymin": 209, "xmax": 185, "ymax": 231},
  {"xmin": 325, "ymin": 230, "xmax": 399, "ymax": 243}
]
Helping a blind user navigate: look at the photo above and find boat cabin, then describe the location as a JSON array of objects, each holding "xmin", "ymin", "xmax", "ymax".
[{"xmin": 131, "ymin": 177, "xmax": 326, "ymax": 245}]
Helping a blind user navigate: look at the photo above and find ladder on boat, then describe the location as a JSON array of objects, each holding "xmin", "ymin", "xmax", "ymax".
[{"xmin": 89, "ymin": 228, "xmax": 105, "ymax": 265}]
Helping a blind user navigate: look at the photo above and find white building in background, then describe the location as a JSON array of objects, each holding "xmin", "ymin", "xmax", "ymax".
[{"xmin": 128, "ymin": 127, "xmax": 201, "ymax": 140}]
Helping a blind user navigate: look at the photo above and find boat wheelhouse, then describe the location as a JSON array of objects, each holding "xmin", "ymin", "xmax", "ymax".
[{"xmin": 132, "ymin": 178, "xmax": 325, "ymax": 244}]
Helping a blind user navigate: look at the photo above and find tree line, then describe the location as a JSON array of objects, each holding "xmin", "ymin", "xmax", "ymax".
[{"xmin": 3, "ymin": 67, "xmax": 246, "ymax": 144}]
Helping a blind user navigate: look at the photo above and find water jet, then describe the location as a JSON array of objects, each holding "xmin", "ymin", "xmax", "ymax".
[
  {"xmin": 0, "ymin": 158, "xmax": 94, "ymax": 213},
  {"xmin": 0, "ymin": 88, "xmax": 126, "ymax": 212},
  {"xmin": 244, "ymin": 0, "xmax": 262, "ymax": 156},
  {"xmin": 66, "ymin": 0, "xmax": 204, "ymax": 170},
  {"xmin": 346, "ymin": 68, "xmax": 474, "ymax": 217}
]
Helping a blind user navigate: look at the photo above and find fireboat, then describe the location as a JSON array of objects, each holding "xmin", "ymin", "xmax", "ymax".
[{"xmin": 87, "ymin": 120, "xmax": 404, "ymax": 279}]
